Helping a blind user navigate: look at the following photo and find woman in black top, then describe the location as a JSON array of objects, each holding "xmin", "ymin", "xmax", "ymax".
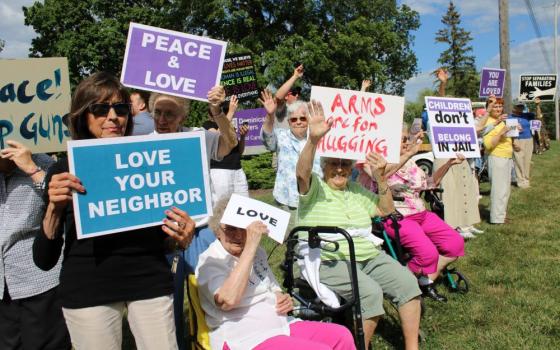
[
  {"xmin": 202, "ymin": 95, "xmax": 250, "ymax": 203},
  {"xmin": 33, "ymin": 72, "xmax": 194, "ymax": 350}
]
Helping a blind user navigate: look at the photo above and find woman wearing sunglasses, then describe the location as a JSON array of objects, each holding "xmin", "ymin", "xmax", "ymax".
[
  {"xmin": 33, "ymin": 72, "xmax": 193, "ymax": 349},
  {"xmin": 259, "ymin": 90, "xmax": 322, "ymax": 230}
]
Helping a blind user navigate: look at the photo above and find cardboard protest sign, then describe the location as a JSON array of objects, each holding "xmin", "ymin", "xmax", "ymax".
[
  {"xmin": 121, "ymin": 22, "xmax": 227, "ymax": 102},
  {"xmin": 0, "ymin": 58, "xmax": 71, "ymax": 153},
  {"xmin": 231, "ymin": 107, "xmax": 267, "ymax": 155},
  {"xmin": 410, "ymin": 118, "xmax": 423, "ymax": 135},
  {"xmin": 220, "ymin": 194, "xmax": 290, "ymax": 243},
  {"xmin": 479, "ymin": 68, "xmax": 506, "ymax": 98},
  {"xmin": 505, "ymin": 119, "xmax": 519, "ymax": 137},
  {"xmin": 530, "ymin": 119, "xmax": 542, "ymax": 132},
  {"xmin": 68, "ymin": 132, "xmax": 212, "ymax": 239},
  {"xmin": 424, "ymin": 96, "xmax": 481, "ymax": 158},
  {"xmin": 310, "ymin": 86, "xmax": 404, "ymax": 163},
  {"xmin": 220, "ymin": 53, "xmax": 259, "ymax": 101},
  {"xmin": 519, "ymin": 74, "xmax": 557, "ymax": 101}
]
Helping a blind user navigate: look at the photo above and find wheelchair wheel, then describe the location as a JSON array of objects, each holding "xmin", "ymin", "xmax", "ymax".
[{"xmin": 443, "ymin": 268, "xmax": 469, "ymax": 294}]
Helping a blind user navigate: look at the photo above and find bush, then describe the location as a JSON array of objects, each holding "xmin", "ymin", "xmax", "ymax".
[{"xmin": 241, "ymin": 152, "xmax": 276, "ymax": 189}]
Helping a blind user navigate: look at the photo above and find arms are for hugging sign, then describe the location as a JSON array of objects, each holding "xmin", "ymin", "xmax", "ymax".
[{"xmin": 68, "ymin": 132, "xmax": 212, "ymax": 239}]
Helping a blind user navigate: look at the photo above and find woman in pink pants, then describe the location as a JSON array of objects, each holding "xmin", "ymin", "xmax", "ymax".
[
  {"xmin": 360, "ymin": 129, "xmax": 465, "ymax": 302},
  {"xmin": 196, "ymin": 198, "xmax": 355, "ymax": 350}
]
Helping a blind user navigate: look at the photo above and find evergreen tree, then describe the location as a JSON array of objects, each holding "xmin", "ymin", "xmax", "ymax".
[{"xmin": 435, "ymin": 1, "xmax": 479, "ymax": 98}]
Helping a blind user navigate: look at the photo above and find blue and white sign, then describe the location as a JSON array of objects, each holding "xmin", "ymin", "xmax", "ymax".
[{"xmin": 68, "ymin": 132, "xmax": 212, "ymax": 239}]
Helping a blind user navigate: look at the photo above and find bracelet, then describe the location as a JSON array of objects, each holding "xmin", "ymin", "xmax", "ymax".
[
  {"xmin": 25, "ymin": 166, "xmax": 43, "ymax": 177},
  {"xmin": 378, "ymin": 185, "xmax": 389, "ymax": 195}
]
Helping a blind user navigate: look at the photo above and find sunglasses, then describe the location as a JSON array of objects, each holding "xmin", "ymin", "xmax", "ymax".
[
  {"xmin": 325, "ymin": 159, "xmax": 353, "ymax": 168},
  {"xmin": 88, "ymin": 103, "xmax": 131, "ymax": 117},
  {"xmin": 289, "ymin": 116, "xmax": 307, "ymax": 123}
]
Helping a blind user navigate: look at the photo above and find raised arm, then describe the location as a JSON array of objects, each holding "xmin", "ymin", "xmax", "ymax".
[
  {"xmin": 259, "ymin": 89, "xmax": 277, "ymax": 134},
  {"xmin": 360, "ymin": 79, "xmax": 372, "ymax": 92},
  {"xmin": 431, "ymin": 154, "xmax": 465, "ymax": 187},
  {"xmin": 435, "ymin": 68, "xmax": 448, "ymax": 97},
  {"xmin": 296, "ymin": 100, "xmax": 332, "ymax": 195},
  {"xmin": 214, "ymin": 221, "xmax": 268, "ymax": 310},
  {"xmin": 275, "ymin": 64, "xmax": 304, "ymax": 107},
  {"xmin": 238, "ymin": 124, "xmax": 248, "ymax": 155},
  {"xmin": 364, "ymin": 152, "xmax": 395, "ymax": 216},
  {"xmin": 208, "ymin": 86, "xmax": 238, "ymax": 158},
  {"xmin": 383, "ymin": 133, "xmax": 423, "ymax": 179}
]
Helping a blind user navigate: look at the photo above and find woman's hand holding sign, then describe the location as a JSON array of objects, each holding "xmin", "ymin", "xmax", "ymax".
[
  {"xmin": 163, "ymin": 206, "xmax": 195, "ymax": 250},
  {"xmin": 208, "ymin": 85, "xmax": 226, "ymax": 117}
]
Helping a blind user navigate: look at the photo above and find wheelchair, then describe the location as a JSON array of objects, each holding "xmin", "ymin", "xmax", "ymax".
[
  {"xmin": 372, "ymin": 191, "xmax": 469, "ymax": 295},
  {"xmin": 282, "ymin": 226, "xmax": 367, "ymax": 350}
]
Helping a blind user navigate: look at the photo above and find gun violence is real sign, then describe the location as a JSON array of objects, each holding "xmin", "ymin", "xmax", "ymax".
[
  {"xmin": 68, "ymin": 133, "xmax": 212, "ymax": 239},
  {"xmin": 425, "ymin": 96, "xmax": 480, "ymax": 159},
  {"xmin": 310, "ymin": 86, "xmax": 404, "ymax": 163},
  {"xmin": 0, "ymin": 57, "xmax": 71, "ymax": 153}
]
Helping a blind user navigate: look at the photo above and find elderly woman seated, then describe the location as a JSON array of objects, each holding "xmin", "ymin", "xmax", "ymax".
[
  {"xmin": 195, "ymin": 198, "xmax": 355, "ymax": 350},
  {"xmin": 358, "ymin": 126, "xmax": 466, "ymax": 302},
  {"xmin": 296, "ymin": 101, "xmax": 421, "ymax": 350}
]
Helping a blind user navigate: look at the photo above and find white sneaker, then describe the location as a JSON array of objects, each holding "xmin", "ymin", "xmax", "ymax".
[
  {"xmin": 469, "ymin": 227, "xmax": 484, "ymax": 234},
  {"xmin": 457, "ymin": 229, "xmax": 476, "ymax": 239}
]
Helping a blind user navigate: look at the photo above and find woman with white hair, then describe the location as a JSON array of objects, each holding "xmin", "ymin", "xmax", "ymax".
[
  {"xmin": 195, "ymin": 198, "xmax": 355, "ymax": 350},
  {"xmin": 259, "ymin": 90, "xmax": 322, "ymax": 229},
  {"xmin": 296, "ymin": 101, "xmax": 422, "ymax": 350}
]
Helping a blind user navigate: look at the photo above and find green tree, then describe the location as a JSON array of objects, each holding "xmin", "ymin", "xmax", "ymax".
[
  {"xmin": 0, "ymin": 38, "xmax": 4, "ymax": 53},
  {"xmin": 24, "ymin": 0, "xmax": 420, "ymax": 95},
  {"xmin": 404, "ymin": 87, "xmax": 434, "ymax": 124},
  {"xmin": 435, "ymin": 1, "xmax": 479, "ymax": 98}
]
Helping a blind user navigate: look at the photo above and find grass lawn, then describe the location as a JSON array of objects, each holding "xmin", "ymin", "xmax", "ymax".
[
  {"xmin": 260, "ymin": 142, "xmax": 560, "ymax": 349},
  {"xmin": 124, "ymin": 143, "xmax": 559, "ymax": 349}
]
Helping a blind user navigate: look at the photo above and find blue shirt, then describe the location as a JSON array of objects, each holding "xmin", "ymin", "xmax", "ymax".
[
  {"xmin": 261, "ymin": 127, "xmax": 322, "ymax": 208},
  {"xmin": 509, "ymin": 113, "xmax": 534, "ymax": 140},
  {"xmin": 132, "ymin": 111, "xmax": 155, "ymax": 135}
]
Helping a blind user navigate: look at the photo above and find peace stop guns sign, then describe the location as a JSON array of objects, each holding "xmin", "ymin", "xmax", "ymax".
[{"xmin": 121, "ymin": 23, "xmax": 227, "ymax": 102}]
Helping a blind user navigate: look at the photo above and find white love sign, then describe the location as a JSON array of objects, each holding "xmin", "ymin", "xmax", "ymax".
[{"xmin": 220, "ymin": 194, "xmax": 291, "ymax": 243}]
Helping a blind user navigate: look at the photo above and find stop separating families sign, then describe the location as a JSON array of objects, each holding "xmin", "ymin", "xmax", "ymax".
[
  {"xmin": 68, "ymin": 132, "xmax": 212, "ymax": 239},
  {"xmin": 121, "ymin": 22, "xmax": 227, "ymax": 102}
]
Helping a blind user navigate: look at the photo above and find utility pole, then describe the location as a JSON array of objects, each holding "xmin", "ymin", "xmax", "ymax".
[
  {"xmin": 499, "ymin": 0, "xmax": 512, "ymax": 114},
  {"xmin": 555, "ymin": 0, "xmax": 559, "ymax": 140}
]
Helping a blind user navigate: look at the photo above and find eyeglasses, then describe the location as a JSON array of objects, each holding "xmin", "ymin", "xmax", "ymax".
[
  {"xmin": 325, "ymin": 159, "xmax": 353, "ymax": 168},
  {"xmin": 88, "ymin": 103, "xmax": 131, "ymax": 117},
  {"xmin": 153, "ymin": 109, "xmax": 181, "ymax": 122},
  {"xmin": 289, "ymin": 116, "xmax": 307, "ymax": 123},
  {"xmin": 220, "ymin": 225, "xmax": 244, "ymax": 234}
]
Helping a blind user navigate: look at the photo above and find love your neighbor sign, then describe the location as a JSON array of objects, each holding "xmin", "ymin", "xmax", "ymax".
[
  {"xmin": 310, "ymin": 86, "xmax": 404, "ymax": 163},
  {"xmin": 68, "ymin": 132, "xmax": 212, "ymax": 239},
  {"xmin": 121, "ymin": 22, "xmax": 227, "ymax": 102}
]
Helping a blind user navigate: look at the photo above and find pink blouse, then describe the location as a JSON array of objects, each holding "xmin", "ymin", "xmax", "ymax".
[{"xmin": 358, "ymin": 159, "xmax": 433, "ymax": 217}]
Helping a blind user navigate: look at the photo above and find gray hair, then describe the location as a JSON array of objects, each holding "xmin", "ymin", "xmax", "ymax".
[
  {"xmin": 148, "ymin": 93, "xmax": 191, "ymax": 117},
  {"xmin": 208, "ymin": 197, "xmax": 230, "ymax": 233},
  {"xmin": 286, "ymin": 100, "xmax": 309, "ymax": 117}
]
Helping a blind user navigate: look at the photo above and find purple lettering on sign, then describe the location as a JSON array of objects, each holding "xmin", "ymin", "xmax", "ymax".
[
  {"xmin": 121, "ymin": 22, "xmax": 227, "ymax": 102},
  {"xmin": 479, "ymin": 68, "xmax": 506, "ymax": 98},
  {"xmin": 425, "ymin": 97, "xmax": 472, "ymax": 113}
]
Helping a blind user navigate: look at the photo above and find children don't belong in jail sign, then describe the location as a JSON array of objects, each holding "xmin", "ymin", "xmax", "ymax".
[{"xmin": 68, "ymin": 132, "xmax": 212, "ymax": 239}]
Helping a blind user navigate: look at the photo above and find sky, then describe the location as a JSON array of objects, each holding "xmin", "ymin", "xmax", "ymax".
[{"xmin": 1, "ymin": 0, "xmax": 558, "ymax": 102}]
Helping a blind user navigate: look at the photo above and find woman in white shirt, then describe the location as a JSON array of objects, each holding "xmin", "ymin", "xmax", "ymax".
[{"xmin": 195, "ymin": 198, "xmax": 355, "ymax": 350}]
